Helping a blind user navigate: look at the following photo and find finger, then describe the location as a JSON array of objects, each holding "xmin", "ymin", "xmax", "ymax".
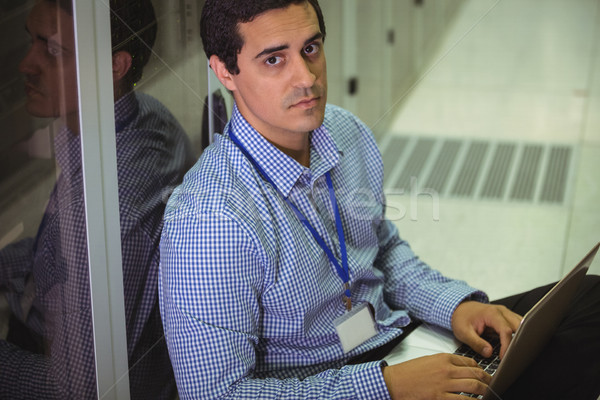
[
  {"xmin": 503, "ymin": 308, "xmax": 523, "ymax": 331},
  {"xmin": 494, "ymin": 308, "xmax": 522, "ymax": 359},
  {"xmin": 462, "ymin": 328, "xmax": 495, "ymax": 358},
  {"xmin": 482, "ymin": 307, "xmax": 521, "ymax": 358},
  {"xmin": 449, "ymin": 354, "xmax": 480, "ymax": 369},
  {"xmin": 447, "ymin": 377, "xmax": 490, "ymax": 396},
  {"xmin": 498, "ymin": 328, "xmax": 514, "ymax": 359},
  {"xmin": 446, "ymin": 394, "xmax": 482, "ymax": 400},
  {"xmin": 449, "ymin": 364, "xmax": 493, "ymax": 384}
]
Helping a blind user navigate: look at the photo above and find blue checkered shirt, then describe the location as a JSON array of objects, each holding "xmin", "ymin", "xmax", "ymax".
[
  {"xmin": 0, "ymin": 92, "xmax": 193, "ymax": 399},
  {"xmin": 159, "ymin": 104, "xmax": 486, "ymax": 399}
]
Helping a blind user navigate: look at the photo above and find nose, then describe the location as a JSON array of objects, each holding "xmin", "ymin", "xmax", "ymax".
[
  {"xmin": 19, "ymin": 43, "xmax": 40, "ymax": 76},
  {"xmin": 291, "ymin": 55, "xmax": 317, "ymax": 89}
]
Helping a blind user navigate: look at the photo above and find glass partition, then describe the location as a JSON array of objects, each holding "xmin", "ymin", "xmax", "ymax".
[
  {"xmin": 1, "ymin": 0, "xmax": 207, "ymax": 397},
  {"xmin": 0, "ymin": 0, "xmax": 98, "ymax": 397},
  {"xmin": 101, "ymin": 0, "xmax": 205, "ymax": 398}
]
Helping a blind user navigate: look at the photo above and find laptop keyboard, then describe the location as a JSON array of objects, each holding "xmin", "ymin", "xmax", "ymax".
[{"xmin": 453, "ymin": 335, "xmax": 501, "ymax": 398}]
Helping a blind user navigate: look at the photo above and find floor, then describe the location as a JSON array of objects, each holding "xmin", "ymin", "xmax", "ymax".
[{"xmin": 381, "ymin": 0, "xmax": 600, "ymax": 300}]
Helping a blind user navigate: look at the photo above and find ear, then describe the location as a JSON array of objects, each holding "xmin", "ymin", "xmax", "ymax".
[
  {"xmin": 112, "ymin": 51, "xmax": 133, "ymax": 83},
  {"xmin": 209, "ymin": 54, "xmax": 237, "ymax": 92}
]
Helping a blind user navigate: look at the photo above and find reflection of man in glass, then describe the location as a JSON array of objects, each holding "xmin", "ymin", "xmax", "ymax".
[
  {"xmin": 0, "ymin": 0, "xmax": 193, "ymax": 398},
  {"xmin": 20, "ymin": 0, "xmax": 79, "ymax": 126}
]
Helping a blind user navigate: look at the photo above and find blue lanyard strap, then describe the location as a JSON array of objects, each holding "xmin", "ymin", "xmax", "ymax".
[
  {"xmin": 325, "ymin": 172, "xmax": 350, "ymax": 297},
  {"xmin": 228, "ymin": 128, "xmax": 352, "ymax": 309}
]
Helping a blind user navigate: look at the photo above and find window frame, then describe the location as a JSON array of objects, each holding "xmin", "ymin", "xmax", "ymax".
[{"xmin": 73, "ymin": 0, "xmax": 131, "ymax": 398}]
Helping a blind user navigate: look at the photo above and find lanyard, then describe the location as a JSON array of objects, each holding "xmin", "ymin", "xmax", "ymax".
[{"xmin": 228, "ymin": 127, "xmax": 352, "ymax": 310}]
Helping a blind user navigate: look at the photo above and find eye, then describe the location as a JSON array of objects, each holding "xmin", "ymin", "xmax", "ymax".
[
  {"xmin": 47, "ymin": 43, "xmax": 63, "ymax": 57},
  {"xmin": 265, "ymin": 55, "xmax": 282, "ymax": 66},
  {"xmin": 304, "ymin": 43, "xmax": 320, "ymax": 56},
  {"xmin": 48, "ymin": 46, "xmax": 61, "ymax": 57}
]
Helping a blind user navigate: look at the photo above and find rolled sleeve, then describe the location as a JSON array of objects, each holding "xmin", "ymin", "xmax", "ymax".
[{"xmin": 348, "ymin": 361, "xmax": 391, "ymax": 400}]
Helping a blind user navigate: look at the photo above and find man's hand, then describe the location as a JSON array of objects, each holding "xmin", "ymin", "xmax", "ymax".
[
  {"xmin": 382, "ymin": 353, "xmax": 492, "ymax": 399},
  {"xmin": 451, "ymin": 301, "xmax": 522, "ymax": 359}
]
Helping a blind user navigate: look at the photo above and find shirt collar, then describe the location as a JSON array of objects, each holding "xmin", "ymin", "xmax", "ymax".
[
  {"xmin": 309, "ymin": 118, "xmax": 343, "ymax": 182},
  {"xmin": 226, "ymin": 103, "xmax": 342, "ymax": 197},
  {"xmin": 54, "ymin": 124, "xmax": 80, "ymax": 176},
  {"xmin": 54, "ymin": 92, "xmax": 139, "ymax": 175},
  {"xmin": 113, "ymin": 92, "xmax": 138, "ymax": 132}
]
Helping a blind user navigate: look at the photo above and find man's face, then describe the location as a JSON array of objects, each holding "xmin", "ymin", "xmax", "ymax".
[
  {"xmin": 19, "ymin": 1, "xmax": 79, "ymax": 119},
  {"xmin": 226, "ymin": 2, "xmax": 327, "ymax": 146}
]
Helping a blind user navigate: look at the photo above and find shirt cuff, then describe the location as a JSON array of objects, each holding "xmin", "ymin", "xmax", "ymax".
[
  {"xmin": 429, "ymin": 284, "xmax": 489, "ymax": 330},
  {"xmin": 344, "ymin": 360, "xmax": 391, "ymax": 400}
]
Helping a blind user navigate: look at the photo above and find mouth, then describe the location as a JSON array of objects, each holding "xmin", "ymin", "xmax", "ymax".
[
  {"xmin": 24, "ymin": 82, "xmax": 43, "ymax": 97},
  {"xmin": 291, "ymin": 97, "xmax": 320, "ymax": 109}
]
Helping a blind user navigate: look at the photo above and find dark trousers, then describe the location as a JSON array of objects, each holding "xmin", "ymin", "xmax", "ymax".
[
  {"xmin": 494, "ymin": 275, "xmax": 600, "ymax": 400},
  {"xmin": 348, "ymin": 275, "xmax": 600, "ymax": 400}
]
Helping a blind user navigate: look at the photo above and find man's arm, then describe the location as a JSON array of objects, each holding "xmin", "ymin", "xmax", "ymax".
[
  {"xmin": 0, "ymin": 340, "xmax": 58, "ymax": 398},
  {"xmin": 0, "ymin": 238, "xmax": 36, "ymax": 322},
  {"xmin": 373, "ymin": 219, "xmax": 487, "ymax": 330},
  {"xmin": 370, "ymin": 222, "xmax": 523, "ymax": 399},
  {"xmin": 375, "ymin": 220, "xmax": 521, "ymax": 339},
  {"xmin": 0, "ymin": 308, "xmax": 95, "ymax": 399},
  {"xmin": 0, "ymin": 199, "xmax": 97, "ymax": 398},
  {"xmin": 159, "ymin": 213, "xmax": 391, "ymax": 400},
  {"xmin": 339, "ymin": 108, "xmax": 488, "ymax": 331}
]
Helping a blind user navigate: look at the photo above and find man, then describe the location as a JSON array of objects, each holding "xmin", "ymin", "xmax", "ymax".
[
  {"xmin": 0, "ymin": 0, "xmax": 193, "ymax": 398},
  {"xmin": 159, "ymin": 1, "xmax": 600, "ymax": 399}
]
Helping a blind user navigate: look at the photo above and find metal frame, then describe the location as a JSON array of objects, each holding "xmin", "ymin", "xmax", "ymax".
[{"xmin": 73, "ymin": 0, "xmax": 131, "ymax": 398}]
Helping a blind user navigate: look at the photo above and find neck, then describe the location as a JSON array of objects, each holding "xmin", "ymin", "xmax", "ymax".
[
  {"xmin": 266, "ymin": 133, "xmax": 311, "ymax": 168},
  {"xmin": 64, "ymin": 112, "xmax": 80, "ymax": 135},
  {"xmin": 233, "ymin": 100, "xmax": 314, "ymax": 167},
  {"xmin": 113, "ymin": 80, "xmax": 133, "ymax": 103}
]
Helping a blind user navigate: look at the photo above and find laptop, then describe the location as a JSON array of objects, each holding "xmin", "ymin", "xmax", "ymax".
[{"xmin": 383, "ymin": 242, "xmax": 599, "ymax": 400}]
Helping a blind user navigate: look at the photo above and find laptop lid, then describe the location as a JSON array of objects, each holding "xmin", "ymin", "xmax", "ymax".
[{"xmin": 483, "ymin": 242, "xmax": 599, "ymax": 399}]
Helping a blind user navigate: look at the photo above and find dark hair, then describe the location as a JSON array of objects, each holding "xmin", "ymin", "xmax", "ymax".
[
  {"xmin": 200, "ymin": 0, "xmax": 326, "ymax": 75},
  {"xmin": 46, "ymin": 0, "xmax": 157, "ymax": 87},
  {"xmin": 109, "ymin": 0, "xmax": 157, "ymax": 87},
  {"xmin": 45, "ymin": 0, "xmax": 73, "ymax": 15}
]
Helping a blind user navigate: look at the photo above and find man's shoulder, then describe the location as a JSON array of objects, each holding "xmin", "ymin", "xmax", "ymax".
[
  {"xmin": 113, "ymin": 92, "xmax": 194, "ymax": 221},
  {"xmin": 324, "ymin": 104, "xmax": 371, "ymax": 136},
  {"xmin": 163, "ymin": 134, "xmax": 251, "ymax": 222},
  {"xmin": 323, "ymin": 104, "xmax": 375, "ymax": 153},
  {"xmin": 324, "ymin": 103, "xmax": 358, "ymax": 123},
  {"xmin": 115, "ymin": 92, "xmax": 190, "ymax": 151},
  {"xmin": 135, "ymin": 91, "xmax": 171, "ymax": 116},
  {"xmin": 135, "ymin": 92, "xmax": 184, "ymax": 130},
  {"xmin": 116, "ymin": 92, "xmax": 193, "ymax": 165}
]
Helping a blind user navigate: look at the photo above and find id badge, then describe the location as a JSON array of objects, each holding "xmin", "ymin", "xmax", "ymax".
[{"xmin": 333, "ymin": 302, "xmax": 378, "ymax": 353}]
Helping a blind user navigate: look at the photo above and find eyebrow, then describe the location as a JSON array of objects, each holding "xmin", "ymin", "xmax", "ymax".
[{"xmin": 254, "ymin": 32, "xmax": 324, "ymax": 59}]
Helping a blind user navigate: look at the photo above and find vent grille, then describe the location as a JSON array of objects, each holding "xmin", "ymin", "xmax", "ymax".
[
  {"xmin": 425, "ymin": 140, "xmax": 461, "ymax": 194},
  {"xmin": 380, "ymin": 136, "xmax": 575, "ymax": 205},
  {"xmin": 540, "ymin": 146, "xmax": 572, "ymax": 203},
  {"xmin": 480, "ymin": 144, "xmax": 515, "ymax": 199},
  {"xmin": 451, "ymin": 141, "xmax": 489, "ymax": 197}
]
